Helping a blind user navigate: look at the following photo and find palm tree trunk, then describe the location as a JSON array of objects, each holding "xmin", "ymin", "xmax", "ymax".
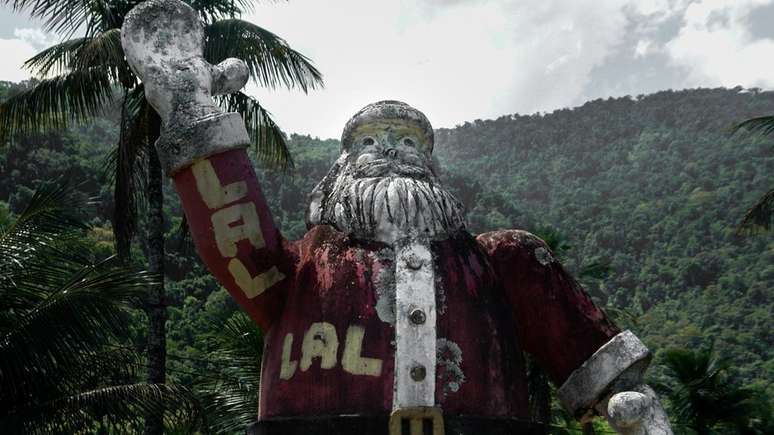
[{"xmin": 144, "ymin": 116, "xmax": 167, "ymax": 435}]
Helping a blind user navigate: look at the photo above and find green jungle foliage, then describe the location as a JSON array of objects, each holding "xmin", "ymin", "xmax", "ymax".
[
  {"xmin": 0, "ymin": 181, "xmax": 199, "ymax": 433},
  {"xmin": 2, "ymin": 83, "xmax": 772, "ymax": 431}
]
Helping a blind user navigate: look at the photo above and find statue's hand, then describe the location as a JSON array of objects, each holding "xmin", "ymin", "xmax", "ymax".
[
  {"xmin": 121, "ymin": 0, "xmax": 250, "ymax": 175},
  {"xmin": 596, "ymin": 384, "xmax": 672, "ymax": 435}
]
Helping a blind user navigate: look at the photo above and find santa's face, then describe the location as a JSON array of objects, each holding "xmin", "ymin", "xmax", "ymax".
[
  {"xmin": 308, "ymin": 120, "xmax": 466, "ymax": 245},
  {"xmin": 347, "ymin": 121, "xmax": 435, "ymax": 181}
]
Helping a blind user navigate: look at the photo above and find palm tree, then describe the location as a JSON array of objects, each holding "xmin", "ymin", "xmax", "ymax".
[
  {"xmin": 732, "ymin": 117, "xmax": 774, "ymax": 233},
  {"xmin": 0, "ymin": 1, "xmax": 322, "ymax": 432},
  {"xmin": 658, "ymin": 347, "xmax": 771, "ymax": 434},
  {"xmin": 194, "ymin": 312, "xmax": 264, "ymax": 433},
  {"xmin": 0, "ymin": 181, "xmax": 199, "ymax": 433}
]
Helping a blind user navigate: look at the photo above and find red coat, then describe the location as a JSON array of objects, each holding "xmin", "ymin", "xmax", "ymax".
[{"xmin": 174, "ymin": 148, "xmax": 619, "ymax": 420}]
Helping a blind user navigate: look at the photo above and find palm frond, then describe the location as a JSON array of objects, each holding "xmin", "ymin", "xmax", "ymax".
[
  {"xmin": 660, "ymin": 346, "xmax": 765, "ymax": 431},
  {"xmin": 4, "ymin": 383, "xmax": 200, "ymax": 435},
  {"xmin": 663, "ymin": 347, "xmax": 721, "ymax": 385},
  {"xmin": 24, "ymin": 37, "xmax": 89, "ymax": 77},
  {"xmin": 0, "ymin": 179, "xmax": 86, "ymax": 254},
  {"xmin": 1, "ymin": 260, "xmax": 155, "ymax": 403},
  {"xmin": 737, "ymin": 188, "xmax": 774, "ymax": 234},
  {"xmin": 0, "ymin": 181, "xmax": 199, "ymax": 433},
  {"xmin": 23, "ymin": 30, "xmax": 126, "ymax": 79},
  {"xmin": 2, "ymin": 0, "xmax": 116, "ymax": 38},
  {"xmin": 213, "ymin": 311, "xmax": 264, "ymax": 368},
  {"xmin": 68, "ymin": 345, "xmax": 142, "ymax": 387},
  {"xmin": 602, "ymin": 306, "xmax": 639, "ymax": 329},
  {"xmin": 0, "ymin": 180, "xmax": 89, "ymax": 293},
  {"xmin": 195, "ymin": 313, "xmax": 263, "ymax": 434},
  {"xmin": 75, "ymin": 29, "xmax": 128, "ymax": 81},
  {"xmin": 217, "ymin": 92, "xmax": 293, "ymax": 170},
  {"xmin": 731, "ymin": 115, "xmax": 774, "ymax": 137},
  {"xmin": 0, "ymin": 68, "xmax": 114, "ymax": 142},
  {"xmin": 104, "ymin": 87, "xmax": 152, "ymax": 258},
  {"xmin": 731, "ymin": 116, "xmax": 774, "ymax": 234},
  {"xmin": 205, "ymin": 19, "xmax": 323, "ymax": 93},
  {"xmin": 192, "ymin": 0, "xmax": 244, "ymax": 23},
  {"xmin": 81, "ymin": 0, "xmax": 124, "ymax": 38},
  {"xmin": 531, "ymin": 225, "xmax": 570, "ymax": 260},
  {"xmin": 196, "ymin": 380, "xmax": 258, "ymax": 434}
]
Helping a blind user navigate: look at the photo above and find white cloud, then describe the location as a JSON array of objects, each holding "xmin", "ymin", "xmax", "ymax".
[
  {"xmin": 665, "ymin": 0, "xmax": 774, "ymax": 88},
  {"xmin": 3, "ymin": 1, "xmax": 774, "ymax": 140},
  {"xmin": 0, "ymin": 27, "xmax": 55, "ymax": 82},
  {"xmin": 628, "ymin": 0, "xmax": 690, "ymax": 19},
  {"xmin": 0, "ymin": 37, "xmax": 36, "ymax": 82},
  {"xmin": 13, "ymin": 27, "xmax": 57, "ymax": 49},
  {"xmin": 635, "ymin": 39, "xmax": 654, "ymax": 58},
  {"xmin": 245, "ymin": 0, "xmax": 633, "ymax": 138}
]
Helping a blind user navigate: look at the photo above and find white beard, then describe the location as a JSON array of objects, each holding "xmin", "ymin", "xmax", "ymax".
[{"xmin": 307, "ymin": 157, "xmax": 467, "ymax": 245}]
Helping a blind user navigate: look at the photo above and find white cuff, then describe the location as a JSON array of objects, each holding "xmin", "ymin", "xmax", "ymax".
[
  {"xmin": 557, "ymin": 330, "xmax": 651, "ymax": 418},
  {"xmin": 157, "ymin": 112, "xmax": 249, "ymax": 175}
]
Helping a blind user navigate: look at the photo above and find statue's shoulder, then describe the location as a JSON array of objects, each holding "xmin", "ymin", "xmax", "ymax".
[
  {"xmin": 292, "ymin": 224, "xmax": 345, "ymax": 250},
  {"xmin": 293, "ymin": 224, "xmax": 388, "ymax": 253},
  {"xmin": 476, "ymin": 229, "xmax": 551, "ymax": 264}
]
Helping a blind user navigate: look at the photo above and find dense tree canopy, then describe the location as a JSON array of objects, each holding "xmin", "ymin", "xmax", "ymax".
[{"xmin": 0, "ymin": 182, "xmax": 198, "ymax": 433}]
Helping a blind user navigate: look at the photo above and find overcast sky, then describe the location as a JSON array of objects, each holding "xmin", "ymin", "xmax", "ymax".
[{"xmin": 2, "ymin": 0, "xmax": 774, "ymax": 139}]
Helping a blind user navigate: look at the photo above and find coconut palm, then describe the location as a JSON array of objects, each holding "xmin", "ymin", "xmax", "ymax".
[
  {"xmin": 0, "ymin": 0, "xmax": 322, "ymax": 254},
  {"xmin": 732, "ymin": 116, "xmax": 774, "ymax": 233},
  {"xmin": 193, "ymin": 312, "xmax": 264, "ymax": 433},
  {"xmin": 0, "ymin": 181, "xmax": 200, "ymax": 434},
  {"xmin": 658, "ymin": 347, "xmax": 771, "ymax": 434},
  {"xmin": 0, "ymin": 1, "xmax": 322, "ymax": 432}
]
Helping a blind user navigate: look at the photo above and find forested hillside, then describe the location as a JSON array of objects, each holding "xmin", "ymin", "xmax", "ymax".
[
  {"xmin": 2, "ymin": 82, "xmax": 772, "ymax": 400},
  {"xmin": 259, "ymin": 87, "xmax": 774, "ymax": 391},
  {"xmin": 435, "ymin": 88, "xmax": 774, "ymax": 389}
]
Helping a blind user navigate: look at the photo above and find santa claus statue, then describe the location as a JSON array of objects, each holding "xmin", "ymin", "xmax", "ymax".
[{"xmin": 122, "ymin": 1, "xmax": 673, "ymax": 434}]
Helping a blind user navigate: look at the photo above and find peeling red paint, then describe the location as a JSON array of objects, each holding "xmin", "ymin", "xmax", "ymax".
[{"xmin": 477, "ymin": 230, "xmax": 620, "ymax": 384}]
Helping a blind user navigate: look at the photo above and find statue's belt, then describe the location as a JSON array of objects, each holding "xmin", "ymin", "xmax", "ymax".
[{"xmin": 247, "ymin": 409, "xmax": 547, "ymax": 435}]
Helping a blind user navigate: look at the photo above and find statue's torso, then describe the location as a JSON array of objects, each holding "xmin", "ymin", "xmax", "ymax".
[{"xmin": 259, "ymin": 225, "xmax": 529, "ymax": 419}]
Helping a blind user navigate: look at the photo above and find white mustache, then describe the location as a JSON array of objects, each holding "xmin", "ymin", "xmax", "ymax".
[
  {"xmin": 321, "ymin": 174, "xmax": 467, "ymax": 242},
  {"xmin": 353, "ymin": 158, "xmax": 432, "ymax": 179}
]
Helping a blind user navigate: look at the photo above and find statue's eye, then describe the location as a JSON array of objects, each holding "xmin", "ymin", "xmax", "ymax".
[
  {"xmin": 402, "ymin": 137, "xmax": 415, "ymax": 147},
  {"xmin": 362, "ymin": 137, "xmax": 375, "ymax": 146}
]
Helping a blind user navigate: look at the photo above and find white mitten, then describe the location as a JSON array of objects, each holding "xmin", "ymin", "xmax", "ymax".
[
  {"xmin": 121, "ymin": 0, "xmax": 250, "ymax": 175},
  {"xmin": 597, "ymin": 385, "xmax": 672, "ymax": 435}
]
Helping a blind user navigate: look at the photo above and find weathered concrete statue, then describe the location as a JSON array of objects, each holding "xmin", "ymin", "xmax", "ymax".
[{"xmin": 122, "ymin": 1, "xmax": 673, "ymax": 434}]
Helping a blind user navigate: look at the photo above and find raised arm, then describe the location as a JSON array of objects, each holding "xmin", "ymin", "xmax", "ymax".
[
  {"xmin": 173, "ymin": 150, "xmax": 288, "ymax": 330},
  {"xmin": 121, "ymin": 0, "xmax": 289, "ymax": 330}
]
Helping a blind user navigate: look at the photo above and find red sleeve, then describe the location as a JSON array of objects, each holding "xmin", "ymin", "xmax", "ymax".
[
  {"xmin": 173, "ymin": 148, "xmax": 289, "ymax": 330},
  {"xmin": 477, "ymin": 229, "xmax": 620, "ymax": 385}
]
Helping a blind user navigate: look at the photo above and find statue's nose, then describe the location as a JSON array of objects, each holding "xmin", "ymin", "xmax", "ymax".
[{"xmin": 384, "ymin": 148, "xmax": 398, "ymax": 159}]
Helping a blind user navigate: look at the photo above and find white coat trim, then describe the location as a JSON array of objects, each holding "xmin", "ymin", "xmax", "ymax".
[
  {"xmin": 557, "ymin": 330, "xmax": 651, "ymax": 417},
  {"xmin": 393, "ymin": 241, "xmax": 437, "ymax": 409}
]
